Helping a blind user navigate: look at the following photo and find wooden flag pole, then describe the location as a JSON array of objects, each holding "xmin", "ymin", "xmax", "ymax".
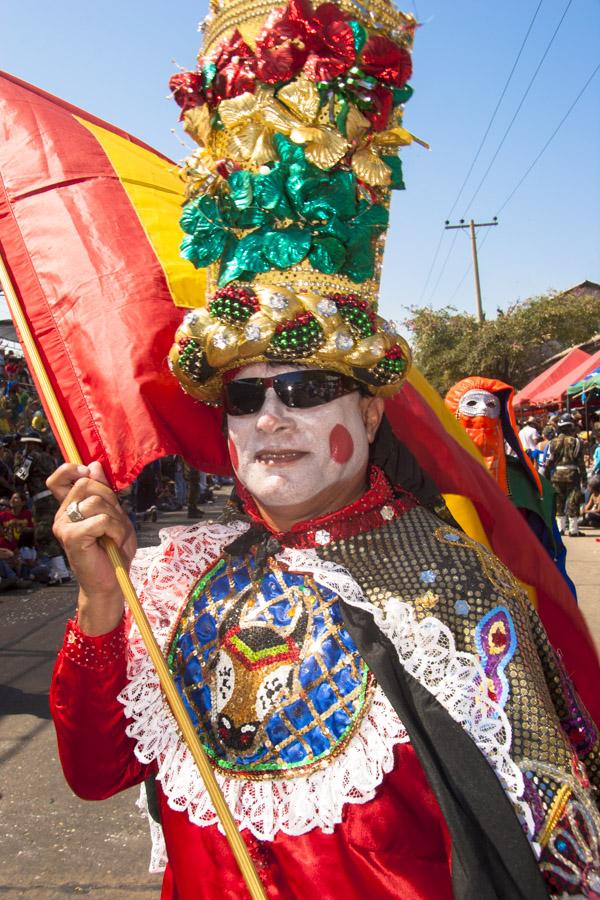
[{"xmin": 0, "ymin": 254, "xmax": 267, "ymax": 900}]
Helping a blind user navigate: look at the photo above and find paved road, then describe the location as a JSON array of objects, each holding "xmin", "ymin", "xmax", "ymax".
[{"xmin": 0, "ymin": 498, "xmax": 598, "ymax": 898}]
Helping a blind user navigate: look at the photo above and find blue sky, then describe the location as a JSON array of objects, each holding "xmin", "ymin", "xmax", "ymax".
[{"xmin": 3, "ymin": 0, "xmax": 599, "ymax": 326}]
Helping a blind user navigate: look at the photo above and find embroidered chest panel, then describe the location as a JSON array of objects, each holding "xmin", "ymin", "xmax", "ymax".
[
  {"xmin": 167, "ymin": 555, "xmax": 371, "ymax": 778},
  {"xmin": 318, "ymin": 506, "xmax": 575, "ymax": 773}
]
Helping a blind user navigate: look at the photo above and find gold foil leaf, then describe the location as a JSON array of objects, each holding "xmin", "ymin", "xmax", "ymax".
[
  {"xmin": 262, "ymin": 100, "xmax": 297, "ymax": 133},
  {"xmin": 229, "ymin": 126, "xmax": 277, "ymax": 165},
  {"xmin": 293, "ymin": 127, "xmax": 349, "ymax": 170},
  {"xmin": 277, "ymin": 78, "xmax": 321, "ymax": 123},
  {"xmin": 375, "ymin": 126, "xmax": 413, "ymax": 148},
  {"xmin": 183, "ymin": 106, "xmax": 213, "ymax": 147},
  {"xmin": 218, "ymin": 91, "xmax": 261, "ymax": 128},
  {"xmin": 345, "ymin": 105, "xmax": 370, "ymax": 143},
  {"xmin": 352, "ymin": 147, "xmax": 391, "ymax": 186}
]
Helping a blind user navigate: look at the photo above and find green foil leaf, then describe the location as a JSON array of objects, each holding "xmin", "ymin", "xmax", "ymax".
[
  {"xmin": 180, "ymin": 201, "xmax": 202, "ymax": 235},
  {"xmin": 263, "ymin": 226, "xmax": 312, "ymax": 268},
  {"xmin": 228, "ymin": 170, "xmax": 253, "ymax": 210},
  {"xmin": 202, "ymin": 61, "xmax": 217, "ymax": 88},
  {"xmin": 382, "ymin": 156, "xmax": 405, "ymax": 190},
  {"xmin": 321, "ymin": 216, "xmax": 352, "ymax": 243},
  {"xmin": 218, "ymin": 237, "xmax": 246, "ymax": 286},
  {"xmin": 336, "ymin": 98, "xmax": 349, "ymax": 136},
  {"xmin": 343, "ymin": 239, "xmax": 376, "ymax": 282},
  {"xmin": 182, "ymin": 227, "xmax": 228, "ymax": 269},
  {"xmin": 354, "ymin": 201, "xmax": 389, "ymax": 231},
  {"xmin": 289, "ymin": 165, "xmax": 357, "ymax": 223},
  {"xmin": 392, "ymin": 85, "xmax": 414, "ymax": 106},
  {"xmin": 273, "ymin": 134, "xmax": 306, "ymax": 166},
  {"xmin": 308, "ymin": 235, "xmax": 346, "ymax": 274},
  {"xmin": 349, "ymin": 20, "xmax": 367, "ymax": 53},
  {"xmin": 198, "ymin": 195, "xmax": 224, "ymax": 227},
  {"xmin": 253, "ymin": 169, "xmax": 293, "ymax": 219},
  {"xmin": 235, "ymin": 230, "xmax": 271, "ymax": 274}
]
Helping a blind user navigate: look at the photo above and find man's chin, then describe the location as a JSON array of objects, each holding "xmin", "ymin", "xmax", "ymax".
[{"xmin": 243, "ymin": 472, "xmax": 310, "ymax": 507}]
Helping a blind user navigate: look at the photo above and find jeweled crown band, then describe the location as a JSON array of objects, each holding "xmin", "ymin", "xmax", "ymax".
[
  {"xmin": 202, "ymin": 0, "xmax": 416, "ymax": 55},
  {"xmin": 169, "ymin": 0, "xmax": 419, "ymax": 404},
  {"xmin": 170, "ymin": 283, "xmax": 410, "ymax": 403}
]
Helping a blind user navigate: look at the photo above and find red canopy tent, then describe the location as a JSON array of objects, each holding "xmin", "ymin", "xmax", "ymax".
[
  {"xmin": 530, "ymin": 348, "xmax": 600, "ymax": 405},
  {"xmin": 513, "ymin": 347, "xmax": 590, "ymax": 407}
]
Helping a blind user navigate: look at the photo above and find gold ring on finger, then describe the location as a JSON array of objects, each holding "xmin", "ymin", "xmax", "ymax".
[{"xmin": 66, "ymin": 500, "xmax": 85, "ymax": 523}]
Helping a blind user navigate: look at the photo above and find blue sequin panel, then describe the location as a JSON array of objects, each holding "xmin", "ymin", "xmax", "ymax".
[{"xmin": 168, "ymin": 556, "xmax": 369, "ymax": 776}]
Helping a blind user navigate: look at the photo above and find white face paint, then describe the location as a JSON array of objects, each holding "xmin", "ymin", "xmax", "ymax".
[
  {"xmin": 458, "ymin": 389, "xmax": 501, "ymax": 419},
  {"xmin": 226, "ymin": 363, "xmax": 370, "ymax": 511}
]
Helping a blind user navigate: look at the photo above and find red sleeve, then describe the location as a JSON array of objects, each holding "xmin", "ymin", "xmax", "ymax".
[{"xmin": 49, "ymin": 617, "xmax": 155, "ymax": 800}]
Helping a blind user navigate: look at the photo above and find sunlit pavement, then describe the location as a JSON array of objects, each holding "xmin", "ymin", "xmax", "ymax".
[
  {"xmin": 0, "ymin": 489, "xmax": 598, "ymax": 897},
  {"xmin": 563, "ymin": 524, "xmax": 600, "ymax": 655}
]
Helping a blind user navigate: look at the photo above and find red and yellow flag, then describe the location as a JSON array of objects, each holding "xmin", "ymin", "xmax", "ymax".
[
  {"xmin": 0, "ymin": 70, "xmax": 229, "ymax": 486},
  {"xmin": 0, "ymin": 71, "xmax": 597, "ymax": 719}
]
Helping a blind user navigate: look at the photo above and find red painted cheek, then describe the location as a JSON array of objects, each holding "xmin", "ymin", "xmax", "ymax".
[
  {"xmin": 329, "ymin": 424, "xmax": 354, "ymax": 464},
  {"xmin": 227, "ymin": 437, "xmax": 239, "ymax": 470}
]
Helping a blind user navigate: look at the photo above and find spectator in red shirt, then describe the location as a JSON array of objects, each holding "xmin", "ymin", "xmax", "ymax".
[
  {"xmin": 4, "ymin": 352, "xmax": 19, "ymax": 378},
  {"xmin": 0, "ymin": 491, "xmax": 34, "ymax": 551}
]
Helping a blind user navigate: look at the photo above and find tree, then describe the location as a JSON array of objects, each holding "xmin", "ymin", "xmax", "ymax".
[{"xmin": 404, "ymin": 290, "xmax": 600, "ymax": 395}]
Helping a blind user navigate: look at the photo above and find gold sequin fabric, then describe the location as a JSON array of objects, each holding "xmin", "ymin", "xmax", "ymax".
[{"xmin": 318, "ymin": 504, "xmax": 600, "ymax": 852}]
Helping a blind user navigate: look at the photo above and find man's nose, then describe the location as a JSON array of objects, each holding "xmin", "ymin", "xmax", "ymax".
[{"xmin": 255, "ymin": 389, "xmax": 294, "ymax": 432}]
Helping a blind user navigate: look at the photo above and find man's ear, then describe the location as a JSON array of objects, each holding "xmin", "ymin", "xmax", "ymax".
[{"xmin": 360, "ymin": 396, "xmax": 385, "ymax": 443}]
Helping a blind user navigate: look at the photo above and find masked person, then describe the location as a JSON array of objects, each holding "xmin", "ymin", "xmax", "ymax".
[
  {"xmin": 48, "ymin": 2, "xmax": 599, "ymax": 898},
  {"xmin": 544, "ymin": 414, "xmax": 588, "ymax": 537},
  {"xmin": 445, "ymin": 377, "xmax": 576, "ymax": 597}
]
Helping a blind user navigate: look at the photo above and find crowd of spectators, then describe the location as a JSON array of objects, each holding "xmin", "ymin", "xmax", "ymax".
[
  {"xmin": 0, "ymin": 345, "xmax": 232, "ymax": 591},
  {"xmin": 0, "ymin": 346, "xmax": 66, "ymax": 590},
  {"xmin": 517, "ymin": 406, "xmax": 600, "ymax": 531}
]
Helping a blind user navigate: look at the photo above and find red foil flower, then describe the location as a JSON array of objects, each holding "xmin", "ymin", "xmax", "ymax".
[
  {"xmin": 362, "ymin": 83, "xmax": 394, "ymax": 131},
  {"xmin": 255, "ymin": 0, "xmax": 355, "ymax": 84},
  {"xmin": 211, "ymin": 29, "xmax": 257, "ymax": 101},
  {"xmin": 360, "ymin": 35, "xmax": 412, "ymax": 87},
  {"xmin": 169, "ymin": 71, "xmax": 205, "ymax": 114},
  {"xmin": 304, "ymin": 3, "xmax": 355, "ymax": 82},
  {"xmin": 255, "ymin": 0, "xmax": 315, "ymax": 83}
]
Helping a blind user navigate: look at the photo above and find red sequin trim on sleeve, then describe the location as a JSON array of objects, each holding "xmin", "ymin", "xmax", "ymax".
[{"xmin": 61, "ymin": 616, "xmax": 127, "ymax": 671}]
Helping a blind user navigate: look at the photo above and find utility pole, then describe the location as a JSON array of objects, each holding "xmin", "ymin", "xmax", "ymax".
[{"xmin": 444, "ymin": 217, "xmax": 498, "ymax": 322}]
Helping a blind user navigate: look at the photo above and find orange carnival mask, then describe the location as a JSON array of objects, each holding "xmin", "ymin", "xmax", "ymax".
[{"xmin": 445, "ymin": 376, "xmax": 541, "ymax": 497}]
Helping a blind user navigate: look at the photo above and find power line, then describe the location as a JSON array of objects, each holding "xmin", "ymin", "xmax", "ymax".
[
  {"xmin": 448, "ymin": 58, "xmax": 599, "ymax": 303},
  {"xmin": 496, "ymin": 60, "xmax": 600, "ymax": 216},
  {"xmin": 427, "ymin": 229, "xmax": 459, "ymax": 303},
  {"xmin": 418, "ymin": 229, "xmax": 445, "ymax": 302},
  {"xmin": 462, "ymin": 0, "xmax": 574, "ymax": 216},
  {"xmin": 446, "ymin": 0, "xmax": 545, "ymax": 221},
  {"xmin": 418, "ymin": 1, "xmax": 544, "ymax": 305}
]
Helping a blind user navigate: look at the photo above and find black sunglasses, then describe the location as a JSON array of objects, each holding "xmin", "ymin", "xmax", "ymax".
[{"xmin": 223, "ymin": 370, "xmax": 360, "ymax": 416}]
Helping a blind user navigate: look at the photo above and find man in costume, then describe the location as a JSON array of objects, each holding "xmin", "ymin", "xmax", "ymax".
[
  {"xmin": 544, "ymin": 413, "xmax": 588, "ymax": 537},
  {"xmin": 48, "ymin": 1, "xmax": 599, "ymax": 897},
  {"xmin": 444, "ymin": 376, "xmax": 576, "ymax": 596}
]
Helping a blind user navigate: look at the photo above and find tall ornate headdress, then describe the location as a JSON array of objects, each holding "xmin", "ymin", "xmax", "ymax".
[{"xmin": 169, "ymin": 0, "xmax": 422, "ymax": 403}]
